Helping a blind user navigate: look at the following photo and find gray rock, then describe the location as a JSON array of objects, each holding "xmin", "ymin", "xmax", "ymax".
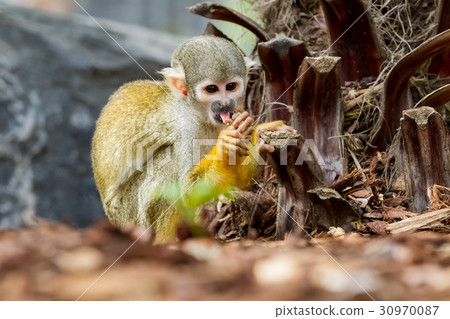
[
  {"xmin": 0, "ymin": 2, "xmax": 185, "ymax": 228},
  {"xmin": 77, "ymin": 0, "xmax": 207, "ymax": 36}
]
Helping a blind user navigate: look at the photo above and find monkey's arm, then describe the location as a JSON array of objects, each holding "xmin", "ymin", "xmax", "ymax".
[
  {"xmin": 215, "ymin": 120, "xmax": 294, "ymax": 190},
  {"xmin": 233, "ymin": 120, "xmax": 291, "ymax": 189},
  {"xmin": 184, "ymin": 115, "xmax": 293, "ymax": 207}
]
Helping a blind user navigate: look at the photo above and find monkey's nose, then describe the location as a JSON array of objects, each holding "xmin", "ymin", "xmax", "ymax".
[
  {"xmin": 219, "ymin": 99, "xmax": 231, "ymax": 107},
  {"xmin": 211, "ymin": 100, "xmax": 236, "ymax": 114}
]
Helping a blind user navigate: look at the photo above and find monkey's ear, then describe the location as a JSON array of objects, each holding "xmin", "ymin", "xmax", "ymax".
[
  {"xmin": 244, "ymin": 57, "xmax": 257, "ymax": 69},
  {"xmin": 160, "ymin": 67, "xmax": 188, "ymax": 99}
]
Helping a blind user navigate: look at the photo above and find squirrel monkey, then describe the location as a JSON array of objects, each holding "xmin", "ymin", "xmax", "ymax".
[{"xmin": 92, "ymin": 36, "xmax": 293, "ymax": 243}]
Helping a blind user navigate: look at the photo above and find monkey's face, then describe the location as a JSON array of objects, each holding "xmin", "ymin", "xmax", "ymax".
[{"xmin": 194, "ymin": 76, "xmax": 245, "ymax": 126}]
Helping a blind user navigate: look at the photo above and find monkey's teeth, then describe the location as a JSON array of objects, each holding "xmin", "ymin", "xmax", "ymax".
[{"xmin": 219, "ymin": 112, "xmax": 231, "ymax": 123}]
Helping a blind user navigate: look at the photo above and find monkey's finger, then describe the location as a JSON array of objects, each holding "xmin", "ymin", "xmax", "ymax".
[
  {"xmin": 259, "ymin": 139, "xmax": 275, "ymax": 153},
  {"xmin": 242, "ymin": 126, "xmax": 254, "ymax": 138},
  {"xmin": 237, "ymin": 146, "xmax": 249, "ymax": 157},
  {"xmin": 278, "ymin": 125, "xmax": 297, "ymax": 134},
  {"xmin": 260, "ymin": 144, "xmax": 275, "ymax": 153},
  {"xmin": 224, "ymin": 143, "xmax": 249, "ymax": 157},
  {"xmin": 217, "ymin": 141, "xmax": 245, "ymax": 157},
  {"xmin": 231, "ymin": 111, "xmax": 249, "ymax": 129},
  {"xmin": 272, "ymin": 124, "xmax": 297, "ymax": 134},
  {"xmin": 221, "ymin": 129, "xmax": 241, "ymax": 139},
  {"xmin": 231, "ymin": 112, "xmax": 241, "ymax": 120},
  {"xmin": 224, "ymin": 137, "xmax": 249, "ymax": 151},
  {"xmin": 220, "ymin": 133, "xmax": 250, "ymax": 152},
  {"xmin": 237, "ymin": 117, "xmax": 254, "ymax": 135},
  {"xmin": 224, "ymin": 127, "xmax": 253, "ymax": 140}
]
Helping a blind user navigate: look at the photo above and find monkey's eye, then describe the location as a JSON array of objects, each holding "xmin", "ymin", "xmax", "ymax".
[
  {"xmin": 205, "ymin": 85, "xmax": 219, "ymax": 93},
  {"xmin": 226, "ymin": 83, "xmax": 237, "ymax": 91}
]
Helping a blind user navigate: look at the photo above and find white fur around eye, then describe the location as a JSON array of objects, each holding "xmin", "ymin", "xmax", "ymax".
[
  {"xmin": 194, "ymin": 83, "xmax": 216, "ymax": 103},
  {"xmin": 194, "ymin": 77, "xmax": 245, "ymax": 105}
]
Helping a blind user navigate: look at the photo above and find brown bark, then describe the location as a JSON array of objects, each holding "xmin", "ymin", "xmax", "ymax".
[
  {"xmin": 319, "ymin": 0, "xmax": 383, "ymax": 83},
  {"xmin": 187, "ymin": 2, "xmax": 270, "ymax": 42},
  {"xmin": 428, "ymin": 0, "xmax": 450, "ymax": 77},
  {"xmin": 293, "ymin": 56, "xmax": 345, "ymax": 184},
  {"xmin": 258, "ymin": 37, "xmax": 310, "ymax": 124},
  {"xmin": 370, "ymin": 30, "xmax": 450, "ymax": 152},
  {"xmin": 329, "ymin": 169, "xmax": 365, "ymax": 193},
  {"xmin": 415, "ymin": 83, "xmax": 450, "ymax": 111},
  {"xmin": 400, "ymin": 107, "xmax": 450, "ymax": 213},
  {"xmin": 245, "ymin": 69, "xmax": 264, "ymax": 119},
  {"xmin": 260, "ymin": 131, "xmax": 326, "ymax": 238}
]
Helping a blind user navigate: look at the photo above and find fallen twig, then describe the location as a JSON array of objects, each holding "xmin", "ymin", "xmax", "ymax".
[{"xmin": 386, "ymin": 208, "xmax": 450, "ymax": 234}]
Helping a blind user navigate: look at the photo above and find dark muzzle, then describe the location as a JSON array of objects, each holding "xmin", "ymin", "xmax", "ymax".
[{"xmin": 211, "ymin": 99, "xmax": 236, "ymax": 114}]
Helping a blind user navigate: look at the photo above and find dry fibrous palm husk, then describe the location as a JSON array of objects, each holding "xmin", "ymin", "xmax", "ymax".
[
  {"xmin": 248, "ymin": 0, "xmax": 442, "ymax": 160},
  {"xmin": 228, "ymin": 0, "xmax": 449, "ymax": 239},
  {"xmin": 250, "ymin": 0, "xmax": 328, "ymax": 53}
]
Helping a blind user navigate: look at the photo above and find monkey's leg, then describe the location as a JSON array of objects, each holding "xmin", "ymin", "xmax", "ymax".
[{"xmin": 152, "ymin": 207, "xmax": 182, "ymax": 244}]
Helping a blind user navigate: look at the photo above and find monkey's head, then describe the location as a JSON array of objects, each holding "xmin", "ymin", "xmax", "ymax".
[{"xmin": 161, "ymin": 36, "xmax": 252, "ymax": 126}]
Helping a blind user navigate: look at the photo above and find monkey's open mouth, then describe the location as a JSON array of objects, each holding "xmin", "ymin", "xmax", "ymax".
[{"xmin": 213, "ymin": 112, "xmax": 232, "ymax": 124}]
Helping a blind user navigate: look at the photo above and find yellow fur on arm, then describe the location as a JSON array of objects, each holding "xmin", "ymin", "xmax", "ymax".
[
  {"xmin": 234, "ymin": 143, "xmax": 262, "ymax": 189},
  {"xmin": 184, "ymin": 144, "xmax": 235, "ymax": 207},
  {"xmin": 184, "ymin": 129, "xmax": 265, "ymax": 207},
  {"xmin": 232, "ymin": 120, "xmax": 285, "ymax": 189}
]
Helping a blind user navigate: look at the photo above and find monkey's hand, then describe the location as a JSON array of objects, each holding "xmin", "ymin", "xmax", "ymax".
[
  {"xmin": 253, "ymin": 120, "xmax": 297, "ymax": 154},
  {"xmin": 216, "ymin": 111, "xmax": 254, "ymax": 160}
]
